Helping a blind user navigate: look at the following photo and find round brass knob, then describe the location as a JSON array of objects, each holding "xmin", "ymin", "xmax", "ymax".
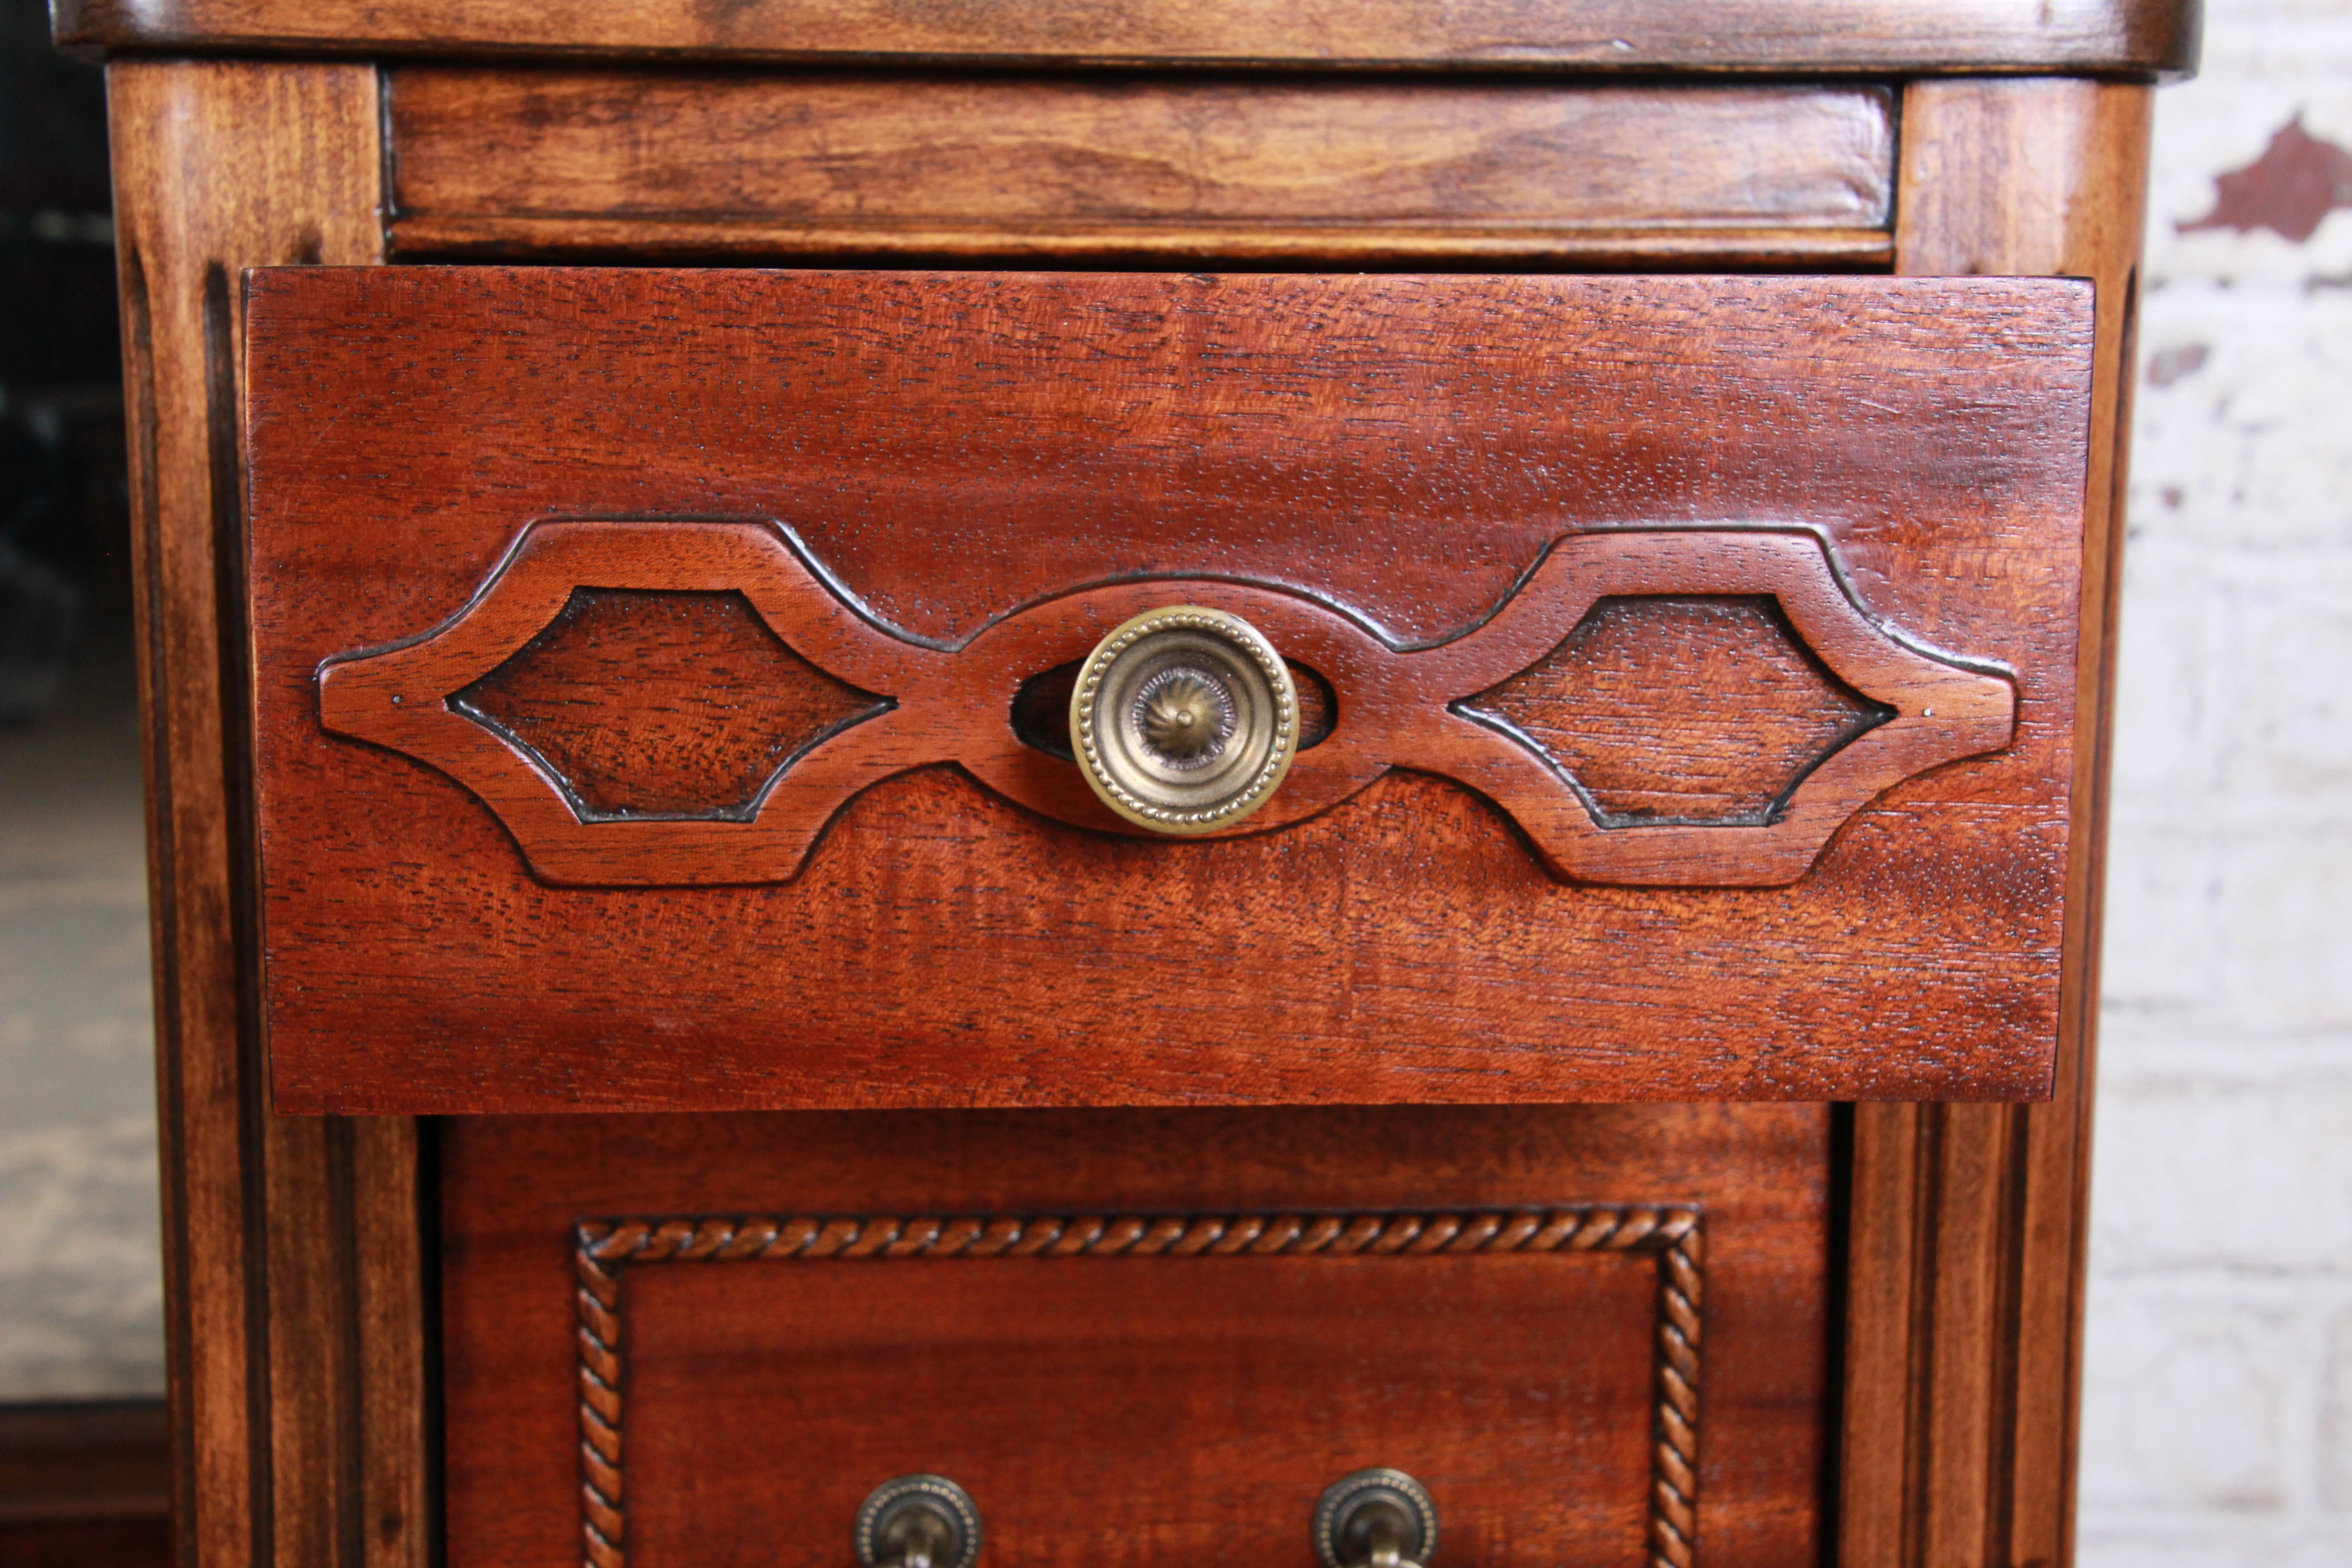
[
  {"xmin": 855, "ymin": 1475, "xmax": 982, "ymax": 1568},
  {"xmin": 1314, "ymin": 1469, "xmax": 1438, "ymax": 1568},
  {"xmin": 1069, "ymin": 605, "xmax": 1299, "ymax": 834}
]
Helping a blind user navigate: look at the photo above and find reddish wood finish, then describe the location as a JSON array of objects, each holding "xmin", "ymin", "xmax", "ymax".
[
  {"xmin": 439, "ymin": 1104, "xmax": 1831, "ymax": 1568},
  {"xmin": 384, "ymin": 73, "xmax": 1896, "ymax": 268},
  {"xmin": 244, "ymin": 267, "xmax": 2093, "ymax": 1112},
  {"xmin": 453, "ymin": 588, "xmax": 887, "ymax": 822},
  {"xmin": 579, "ymin": 1206, "xmax": 1700, "ymax": 1568},
  {"xmin": 53, "ymin": 0, "xmax": 2204, "ymax": 77},
  {"xmin": 315, "ymin": 522, "xmax": 2012, "ymax": 885},
  {"xmin": 1460, "ymin": 594, "xmax": 1893, "ymax": 826}
]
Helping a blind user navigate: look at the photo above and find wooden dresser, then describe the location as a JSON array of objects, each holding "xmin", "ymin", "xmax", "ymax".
[{"xmin": 59, "ymin": 2, "xmax": 2198, "ymax": 1564}]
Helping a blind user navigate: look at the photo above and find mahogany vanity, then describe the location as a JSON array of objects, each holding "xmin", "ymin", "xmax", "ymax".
[{"xmin": 62, "ymin": 1, "xmax": 2198, "ymax": 1563}]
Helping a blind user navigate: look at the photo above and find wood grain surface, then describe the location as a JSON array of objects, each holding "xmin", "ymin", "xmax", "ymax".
[
  {"xmin": 53, "ymin": 0, "xmax": 2204, "ymax": 76},
  {"xmin": 105, "ymin": 60, "xmax": 431, "ymax": 1568},
  {"xmin": 1459, "ymin": 595, "xmax": 1892, "ymax": 826},
  {"xmin": 387, "ymin": 72, "xmax": 1895, "ymax": 268},
  {"xmin": 453, "ymin": 587, "xmax": 887, "ymax": 822},
  {"xmin": 438, "ymin": 1103, "xmax": 1831, "ymax": 1568},
  {"xmin": 244, "ymin": 268, "xmax": 2093, "ymax": 1112},
  {"xmin": 581, "ymin": 1207, "xmax": 1700, "ymax": 1568}
]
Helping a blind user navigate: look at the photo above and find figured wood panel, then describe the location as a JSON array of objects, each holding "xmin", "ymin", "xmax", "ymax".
[
  {"xmin": 244, "ymin": 269, "xmax": 2093, "ymax": 1112},
  {"xmin": 452, "ymin": 588, "xmax": 887, "ymax": 821},
  {"xmin": 440, "ymin": 1104, "xmax": 1831, "ymax": 1568},
  {"xmin": 1459, "ymin": 595, "xmax": 1892, "ymax": 826},
  {"xmin": 54, "ymin": 0, "xmax": 2204, "ymax": 77},
  {"xmin": 387, "ymin": 73, "xmax": 1894, "ymax": 267},
  {"xmin": 586, "ymin": 1208, "xmax": 1695, "ymax": 1568},
  {"xmin": 104, "ymin": 60, "xmax": 430, "ymax": 1568}
]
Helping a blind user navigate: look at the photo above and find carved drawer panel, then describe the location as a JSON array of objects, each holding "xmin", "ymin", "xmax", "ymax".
[
  {"xmin": 438, "ymin": 1106, "xmax": 1831, "ymax": 1568},
  {"xmin": 243, "ymin": 268, "xmax": 2093, "ymax": 1111}
]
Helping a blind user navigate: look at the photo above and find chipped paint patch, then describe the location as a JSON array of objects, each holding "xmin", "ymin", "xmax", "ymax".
[
  {"xmin": 2146, "ymin": 343, "xmax": 2213, "ymax": 386},
  {"xmin": 2182, "ymin": 113, "xmax": 2352, "ymax": 244}
]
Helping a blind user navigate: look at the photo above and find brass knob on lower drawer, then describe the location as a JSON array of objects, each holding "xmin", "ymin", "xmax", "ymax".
[
  {"xmin": 1314, "ymin": 1469, "xmax": 1438, "ymax": 1568},
  {"xmin": 1069, "ymin": 605, "xmax": 1300, "ymax": 834},
  {"xmin": 854, "ymin": 1475, "xmax": 982, "ymax": 1568}
]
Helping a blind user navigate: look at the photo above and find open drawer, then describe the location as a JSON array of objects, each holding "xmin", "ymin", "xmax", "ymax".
[{"xmin": 244, "ymin": 268, "xmax": 2093, "ymax": 1112}]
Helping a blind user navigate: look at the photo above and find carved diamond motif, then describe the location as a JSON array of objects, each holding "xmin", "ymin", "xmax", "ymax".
[
  {"xmin": 319, "ymin": 521, "xmax": 2012, "ymax": 886},
  {"xmin": 453, "ymin": 588, "xmax": 888, "ymax": 822},
  {"xmin": 1458, "ymin": 595, "xmax": 1893, "ymax": 827}
]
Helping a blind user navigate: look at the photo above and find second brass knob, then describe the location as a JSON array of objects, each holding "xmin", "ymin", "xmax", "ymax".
[
  {"xmin": 855, "ymin": 1475, "xmax": 981, "ymax": 1568},
  {"xmin": 1315, "ymin": 1469, "xmax": 1438, "ymax": 1568}
]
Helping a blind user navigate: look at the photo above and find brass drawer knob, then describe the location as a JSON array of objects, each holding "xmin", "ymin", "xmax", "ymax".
[
  {"xmin": 1314, "ymin": 1469, "xmax": 1438, "ymax": 1568},
  {"xmin": 855, "ymin": 1475, "xmax": 982, "ymax": 1568},
  {"xmin": 1069, "ymin": 605, "xmax": 1299, "ymax": 834}
]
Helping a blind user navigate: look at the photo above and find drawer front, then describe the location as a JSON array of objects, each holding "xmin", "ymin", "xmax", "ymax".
[
  {"xmin": 439, "ymin": 1105, "xmax": 1831, "ymax": 1568},
  {"xmin": 386, "ymin": 73, "xmax": 1895, "ymax": 268},
  {"xmin": 244, "ymin": 268, "xmax": 2093, "ymax": 1111}
]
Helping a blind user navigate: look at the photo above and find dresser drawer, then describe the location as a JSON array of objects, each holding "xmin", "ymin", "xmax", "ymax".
[
  {"xmin": 440, "ymin": 1105, "xmax": 1831, "ymax": 1568},
  {"xmin": 244, "ymin": 268, "xmax": 2092, "ymax": 1112},
  {"xmin": 384, "ymin": 72, "xmax": 1895, "ymax": 268}
]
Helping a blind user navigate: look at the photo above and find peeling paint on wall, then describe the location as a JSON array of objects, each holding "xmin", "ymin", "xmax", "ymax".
[
  {"xmin": 2146, "ymin": 342, "xmax": 2214, "ymax": 385},
  {"xmin": 2182, "ymin": 112, "xmax": 2352, "ymax": 243}
]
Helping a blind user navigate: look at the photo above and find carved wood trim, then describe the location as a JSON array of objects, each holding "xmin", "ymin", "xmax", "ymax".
[
  {"xmin": 448, "ymin": 586, "xmax": 892, "ymax": 822},
  {"xmin": 1456, "ymin": 594, "xmax": 1896, "ymax": 828},
  {"xmin": 319, "ymin": 520, "xmax": 2012, "ymax": 888},
  {"xmin": 572, "ymin": 1206, "xmax": 1702, "ymax": 1568}
]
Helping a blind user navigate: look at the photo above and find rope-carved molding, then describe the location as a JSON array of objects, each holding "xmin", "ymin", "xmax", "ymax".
[
  {"xmin": 321, "ymin": 519, "xmax": 2012, "ymax": 888},
  {"xmin": 573, "ymin": 1205, "xmax": 1705, "ymax": 1568}
]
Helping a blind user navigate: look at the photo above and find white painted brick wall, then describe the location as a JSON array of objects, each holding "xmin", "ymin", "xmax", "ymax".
[{"xmin": 2083, "ymin": 0, "xmax": 2352, "ymax": 1559}]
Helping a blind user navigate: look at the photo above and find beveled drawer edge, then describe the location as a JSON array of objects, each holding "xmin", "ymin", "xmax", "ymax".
[{"xmin": 387, "ymin": 217, "xmax": 1897, "ymax": 269}]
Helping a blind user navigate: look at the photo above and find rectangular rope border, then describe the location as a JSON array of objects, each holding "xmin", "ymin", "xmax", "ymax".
[{"xmin": 573, "ymin": 1207, "xmax": 1702, "ymax": 1568}]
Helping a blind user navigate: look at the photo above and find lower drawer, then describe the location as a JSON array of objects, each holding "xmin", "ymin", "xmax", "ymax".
[{"xmin": 440, "ymin": 1106, "xmax": 1831, "ymax": 1568}]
